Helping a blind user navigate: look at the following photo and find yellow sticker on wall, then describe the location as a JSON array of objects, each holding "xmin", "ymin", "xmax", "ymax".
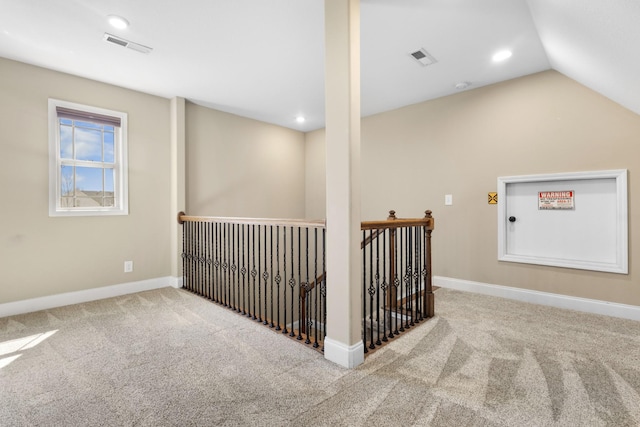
[{"xmin": 488, "ymin": 192, "xmax": 498, "ymax": 204}]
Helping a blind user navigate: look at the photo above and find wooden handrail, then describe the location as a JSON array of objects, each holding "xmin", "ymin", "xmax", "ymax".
[
  {"xmin": 178, "ymin": 212, "xmax": 326, "ymax": 229},
  {"xmin": 361, "ymin": 210, "xmax": 434, "ymax": 231},
  {"xmin": 178, "ymin": 210, "xmax": 431, "ymax": 231},
  {"xmin": 361, "ymin": 229, "xmax": 383, "ymax": 249}
]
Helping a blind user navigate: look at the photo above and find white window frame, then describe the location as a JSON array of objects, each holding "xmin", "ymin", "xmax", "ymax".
[{"xmin": 48, "ymin": 99, "xmax": 129, "ymax": 216}]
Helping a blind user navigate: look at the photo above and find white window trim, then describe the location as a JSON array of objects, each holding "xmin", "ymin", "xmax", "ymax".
[{"xmin": 48, "ymin": 99, "xmax": 129, "ymax": 216}]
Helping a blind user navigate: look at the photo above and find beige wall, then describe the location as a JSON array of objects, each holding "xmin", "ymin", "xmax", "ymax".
[
  {"xmin": 186, "ymin": 102, "xmax": 306, "ymax": 218},
  {"xmin": 306, "ymin": 70, "xmax": 640, "ymax": 307},
  {"xmin": 305, "ymin": 128, "xmax": 326, "ymax": 220},
  {"xmin": 0, "ymin": 58, "xmax": 172, "ymax": 304}
]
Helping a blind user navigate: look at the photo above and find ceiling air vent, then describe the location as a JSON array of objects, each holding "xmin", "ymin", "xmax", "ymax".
[
  {"xmin": 103, "ymin": 33, "xmax": 153, "ymax": 54},
  {"xmin": 410, "ymin": 48, "xmax": 437, "ymax": 66}
]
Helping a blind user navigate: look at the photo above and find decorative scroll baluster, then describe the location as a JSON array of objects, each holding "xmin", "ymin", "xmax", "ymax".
[
  {"xmin": 289, "ymin": 227, "xmax": 295, "ymax": 338},
  {"xmin": 313, "ymin": 228, "xmax": 319, "ymax": 348},
  {"xmin": 251, "ymin": 225, "xmax": 257, "ymax": 320},
  {"xmin": 369, "ymin": 230, "xmax": 376, "ymax": 350},
  {"xmin": 389, "ymin": 227, "xmax": 398, "ymax": 338},
  {"xmin": 381, "ymin": 230, "xmax": 388, "ymax": 343},
  {"xmin": 269, "ymin": 226, "xmax": 274, "ymax": 328},
  {"xmin": 375, "ymin": 229, "xmax": 382, "ymax": 346},
  {"xmin": 297, "ymin": 228, "xmax": 303, "ymax": 341},
  {"xmin": 274, "ymin": 226, "xmax": 281, "ymax": 330},
  {"xmin": 262, "ymin": 226, "xmax": 268, "ymax": 325},
  {"xmin": 190, "ymin": 221, "xmax": 195, "ymax": 292},
  {"xmin": 241, "ymin": 225, "xmax": 247, "ymax": 315},
  {"xmin": 362, "ymin": 230, "xmax": 368, "ymax": 353},
  {"xmin": 414, "ymin": 227, "xmax": 420, "ymax": 321},
  {"xmin": 303, "ymin": 228, "xmax": 311, "ymax": 344},
  {"xmin": 231, "ymin": 224, "xmax": 241, "ymax": 312},
  {"xmin": 406, "ymin": 227, "xmax": 414, "ymax": 327},
  {"xmin": 321, "ymin": 228, "xmax": 326, "ymax": 352},
  {"xmin": 256, "ymin": 225, "xmax": 263, "ymax": 322},
  {"xmin": 282, "ymin": 227, "xmax": 288, "ymax": 334}
]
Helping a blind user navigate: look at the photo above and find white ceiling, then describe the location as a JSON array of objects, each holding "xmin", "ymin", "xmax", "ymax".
[{"xmin": 1, "ymin": 0, "xmax": 639, "ymax": 132}]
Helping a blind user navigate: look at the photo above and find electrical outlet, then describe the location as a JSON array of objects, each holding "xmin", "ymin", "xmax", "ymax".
[
  {"xmin": 445, "ymin": 194, "xmax": 453, "ymax": 206},
  {"xmin": 124, "ymin": 261, "xmax": 133, "ymax": 273}
]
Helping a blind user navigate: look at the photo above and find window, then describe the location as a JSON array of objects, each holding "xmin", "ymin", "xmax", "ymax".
[{"xmin": 48, "ymin": 99, "xmax": 128, "ymax": 216}]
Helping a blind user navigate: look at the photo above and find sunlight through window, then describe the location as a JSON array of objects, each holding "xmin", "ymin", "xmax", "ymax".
[{"xmin": 0, "ymin": 330, "xmax": 58, "ymax": 370}]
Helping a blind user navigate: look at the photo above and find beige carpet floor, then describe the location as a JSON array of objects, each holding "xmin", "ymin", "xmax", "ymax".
[{"xmin": 1, "ymin": 287, "xmax": 639, "ymax": 426}]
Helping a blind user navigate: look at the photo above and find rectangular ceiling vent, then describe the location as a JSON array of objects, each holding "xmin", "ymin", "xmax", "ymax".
[
  {"xmin": 103, "ymin": 33, "xmax": 153, "ymax": 54},
  {"xmin": 410, "ymin": 48, "xmax": 437, "ymax": 66}
]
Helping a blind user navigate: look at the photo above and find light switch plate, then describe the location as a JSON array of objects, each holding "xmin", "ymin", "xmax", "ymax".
[{"xmin": 445, "ymin": 194, "xmax": 453, "ymax": 206}]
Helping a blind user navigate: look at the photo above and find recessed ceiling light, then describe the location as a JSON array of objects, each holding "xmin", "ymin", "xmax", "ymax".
[
  {"xmin": 107, "ymin": 15, "xmax": 129, "ymax": 30},
  {"xmin": 492, "ymin": 50, "xmax": 512, "ymax": 62},
  {"xmin": 295, "ymin": 116, "xmax": 306, "ymax": 124},
  {"xmin": 455, "ymin": 82, "xmax": 471, "ymax": 90}
]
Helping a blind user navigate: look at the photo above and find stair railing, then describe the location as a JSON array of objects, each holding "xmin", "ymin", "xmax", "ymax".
[
  {"xmin": 178, "ymin": 209, "xmax": 434, "ymax": 357},
  {"xmin": 178, "ymin": 213, "xmax": 327, "ymax": 351},
  {"xmin": 360, "ymin": 210, "xmax": 435, "ymax": 353}
]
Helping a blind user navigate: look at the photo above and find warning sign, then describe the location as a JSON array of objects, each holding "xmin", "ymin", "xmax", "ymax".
[{"xmin": 538, "ymin": 191, "xmax": 574, "ymax": 210}]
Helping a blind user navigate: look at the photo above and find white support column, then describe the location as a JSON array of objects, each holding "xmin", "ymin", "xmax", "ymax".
[
  {"xmin": 170, "ymin": 97, "xmax": 186, "ymax": 287},
  {"xmin": 323, "ymin": 0, "xmax": 363, "ymax": 368}
]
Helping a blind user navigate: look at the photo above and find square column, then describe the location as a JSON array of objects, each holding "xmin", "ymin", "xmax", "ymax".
[{"xmin": 323, "ymin": 0, "xmax": 363, "ymax": 368}]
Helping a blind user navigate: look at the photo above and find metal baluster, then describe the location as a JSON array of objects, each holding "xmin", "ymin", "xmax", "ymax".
[
  {"xmin": 269, "ymin": 226, "xmax": 274, "ymax": 328},
  {"xmin": 289, "ymin": 226, "xmax": 295, "ymax": 337},
  {"xmin": 375, "ymin": 229, "xmax": 382, "ymax": 346},
  {"xmin": 195, "ymin": 221, "xmax": 201, "ymax": 295},
  {"xmin": 181, "ymin": 220, "xmax": 186, "ymax": 289},
  {"xmin": 381, "ymin": 230, "xmax": 388, "ymax": 342},
  {"xmin": 368, "ymin": 230, "xmax": 375, "ymax": 350},
  {"xmin": 206, "ymin": 222, "xmax": 212, "ymax": 299},
  {"xmin": 251, "ymin": 225, "xmax": 257, "ymax": 319},
  {"xmin": 231, "ymin": 224, "xmax": 241, "ymax": 312},
  {"xmin": 420, "ymin": 224, "xmax": 426, "ymax": 321},
  {"xmin": 262, "ymin": 226, "xmax": 268, "ymax": 325},
  {"xmin": 389, "ymin": 227, "xmax": 397, "ymax": 338},
  {"xmin": 362, "ymin": 229, "xmax": 368, "ymax": 353},
  {"xmin": 313, "ymin": 228, "xmax": 319, "ymax": 348},
  {"xmin": 408, "ymin": 226, "xmax": 415, "ymax": 327},
  {"xmin": 275, "ymin": 226, "xmax": 282, "ymax": 331},
  {"xmin": 192, "ymin": 221, "xmax": 198, "ymax": 294},
  {"xmin": 256, "ymin": 225, "xmax": 263, "ymax": 322},
  {"xmin": 321, "ymin": 228, "xmax": 326, "ymax": 352},
  {"xmin": 198, "ymin": 222, "xmax": 205, "ymax": 296},
  {"xmin": 304, "ymin": 228, "xmax": 311, "ymax": 344},
  {"xmin": 297, "ymin": 228, "xmax": 303, "ymax": 341},
  {"xmin": 220, "ymin": 222, "xmax": 224, "ymax": 304},
  {"xmin": 403, "ymin": 227, "xmax": 411, "ymax": 329},
  {"xmin": 282, "ymin": 226, "xmax": 288, "ymax": 334},
  {"xmin": 212, "ymin": 222, "xmax": 217, "ymax": 299},
  {"xmin": 398, "ymin": 228, "xmax": 405, "ymax": 333},
  {"xmin": 183, "ymin": 221, "xmax": 188, "ymax": 291},
  {"xmin": 222, "ymin": 223, "xmax": 228, "ymax": 307},
  {"xmin": 184, "ymin": 221, "xmax": 190, "ymax": 291},
  {"xmin": 189, "ymin": 221, "xmax": 195, "ymax": 292},
  {"xmin": 414, "ymin": 226, "xmax": 421, "ymax": 322},
  {"xmin": 241, "ymin": 224, "xmax": 247, "ymax": 315}
]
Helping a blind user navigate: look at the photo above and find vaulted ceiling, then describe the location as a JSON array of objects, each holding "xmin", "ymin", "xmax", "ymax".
[{"xmin": 1, "ymin": 0, "xmax": 638, "ymax": 132}]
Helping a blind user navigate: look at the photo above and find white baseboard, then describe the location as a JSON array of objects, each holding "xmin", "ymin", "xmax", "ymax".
[
  {"xmin": 170, "ymin": 276, "xmax": 183, "ymax": 289},
  {"xmin": 324, "ymin": 337, "xmax": 365, "ymax": 368},
  {"xmin": 434, "ymin": 276, "xmax": 640, "ymax": 322},
  {"xmin": 0, "ymin": 276, "xmax": 175, "ymax": 318}
]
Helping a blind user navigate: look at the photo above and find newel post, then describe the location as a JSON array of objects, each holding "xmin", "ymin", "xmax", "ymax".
[{"xmin": 423, "ymin": 210, "xmax": 434, "ymax": 317}]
